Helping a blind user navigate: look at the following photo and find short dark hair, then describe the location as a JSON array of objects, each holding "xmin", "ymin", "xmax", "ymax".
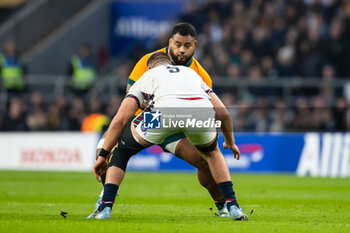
[
  {"xmin": 147, "ymin": 52, "xmax": 171, "ymax": 67},
  {"xmin": 170, "ymin": 22, "xmax": 197, "ymax": 38}
]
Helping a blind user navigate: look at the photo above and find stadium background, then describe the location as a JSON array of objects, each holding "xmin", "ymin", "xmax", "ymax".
[
  {"xmin": 0, "ymin": 1, "xmax": 349, "ymax": 232},
  {"xmin": 0, "ymin": 0, "xmax": 349, "ymax": 175}
]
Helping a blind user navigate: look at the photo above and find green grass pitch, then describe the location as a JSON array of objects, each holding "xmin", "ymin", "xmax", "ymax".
[{"xmin": 0, "ymin": 171, "xmax": 349, "ymax": 233}]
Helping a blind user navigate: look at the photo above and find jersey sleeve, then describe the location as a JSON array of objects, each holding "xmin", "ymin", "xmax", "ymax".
[
  {"xmin": 200, "ymin": 78, "xmax": 213, "ymax": 94},
  {"xmin": 126, "ymin": 73, "xmax": 148, "ymax": 107},
  {"xmin": 128, "ymin": 54, "xmax": 150, "ymax": 86},
  {"xmin": 192, "ymin": 59, "xmax": 213, "ymax": 89}
]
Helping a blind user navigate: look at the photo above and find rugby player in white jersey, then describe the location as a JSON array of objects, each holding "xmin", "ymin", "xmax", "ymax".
[
  {"xmin": 88, "ymin": 52, "xmax": 248, "ymax": 220},
  {"xmin": 92, "ymin": 23, "xmax": 230, "ymax": 218}
]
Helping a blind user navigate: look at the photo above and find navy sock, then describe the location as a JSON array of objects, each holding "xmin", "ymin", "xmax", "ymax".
[
  {"xmin": 98, "ymin": 183, "xmax": 119, "ymax": 211},
  {"xmin": 215, "ymin": 199, "xmax": 225, "ymax": 210},
  {"xmin": 217, "ymin": 181, "xmax": 239, "ymax": 209}
]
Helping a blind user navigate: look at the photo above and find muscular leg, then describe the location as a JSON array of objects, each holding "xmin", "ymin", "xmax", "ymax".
[
  {"xmin": 105, "ymin": 166, "xmax": 126, "ymax": 185},
  {"xmin": 194, "ymin": 137, "xmax": 248, "ymax": 220},
  {"xmin": 100, "ymin": 138, "xmax": 225, "ymax": 213},
  {"xmin": 174, "ymin": 138, "xmax": 224, "ymax": 201},
  {"xmin": 200, "ymin": 146, "xmax": 231, "ymax": 183},
  {"xmin": 95, "ymin": 125, "xmax": 149, "ymax": 213}
]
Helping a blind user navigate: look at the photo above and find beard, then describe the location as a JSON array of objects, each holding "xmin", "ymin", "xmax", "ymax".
[{"xmin": 169, "ymin": 48, "xmax": 194, "ymax": 65}]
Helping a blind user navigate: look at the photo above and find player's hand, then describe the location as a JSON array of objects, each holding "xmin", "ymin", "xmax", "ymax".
[
  {"xmin": 223, "ymin": 141, "xmax": 240, "ymax": 160},
  {"xmin": 93, "ymin": 156, "xmax": 107, "ymax": 182}
]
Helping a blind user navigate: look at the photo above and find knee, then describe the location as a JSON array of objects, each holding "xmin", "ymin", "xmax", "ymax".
[
  {"xmin": 194, "ymin": 158, "xmax": 210, "ymax": 170},
  {"xmin": 202, "ymin": 147, "xmax": 220, "ymax": 159},
  {"xmin": 184, "ymin": 148, "xmax": 210, "ymax": 170}
]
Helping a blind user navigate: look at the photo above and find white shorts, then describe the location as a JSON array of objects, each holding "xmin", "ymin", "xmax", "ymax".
[
  {"xmin": 135, "ymin": 98, "xmax": 217, "ymax": 147},
  {"xmin": 163, "ymin": 139, "xmax": 179, "ymax": 154}
]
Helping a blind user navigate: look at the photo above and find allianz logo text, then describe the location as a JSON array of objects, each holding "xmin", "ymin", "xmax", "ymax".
[{"xmin": 297, "ymin": 133, "xmax": 350, "ymax": 177}]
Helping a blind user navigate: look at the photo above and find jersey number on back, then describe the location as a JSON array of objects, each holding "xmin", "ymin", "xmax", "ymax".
[{"xmin": 167, "ymin": 66, "xmax": 180, "ymax": 73}]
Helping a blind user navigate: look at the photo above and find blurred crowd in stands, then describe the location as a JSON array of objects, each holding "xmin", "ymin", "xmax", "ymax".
[
  {"xmin": 0, "ymin": 90, "xmax": 348, "ymax": 132},
  {"xmin": 180, "ymin": 0, "xmax": 350, "ymax": 79},
  {"xmin": 0, "ymin": 92, "xmax": 122, "ymax": 131},
  {"xmin": 0, "ymin": 0, "xmax": 350, "ymax": 131}
]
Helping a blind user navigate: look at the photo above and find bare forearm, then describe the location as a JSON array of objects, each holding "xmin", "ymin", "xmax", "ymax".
[
  {"xmin": 102, "ymin": 120, "xmax": 126, "ymax": 151},
  {"xmin": 101, "ymin": 98, "xmax": 138, "ymax": 153},
  {"xmin": 220, "ymin": 114, "xmax": 235, "ymax": 143},
  {"xmin": 208, "ymin": 92, "xmax": 235, "ymax": 143}
]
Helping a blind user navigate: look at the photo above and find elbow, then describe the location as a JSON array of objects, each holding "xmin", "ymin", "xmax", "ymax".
[{"xmin": 215, "ymin": 108, "xmax": 231, "ymax": 121}]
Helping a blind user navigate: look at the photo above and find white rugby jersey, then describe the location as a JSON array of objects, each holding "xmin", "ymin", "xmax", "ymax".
[{"xmin": 127, "ymin": 65, "xmax": 212, "ymax": 107}]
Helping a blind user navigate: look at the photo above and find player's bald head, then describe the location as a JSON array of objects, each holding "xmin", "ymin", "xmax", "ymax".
[{"xmin": 147, "ymin": 52, "xmax": 171, "ymax": 69}]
